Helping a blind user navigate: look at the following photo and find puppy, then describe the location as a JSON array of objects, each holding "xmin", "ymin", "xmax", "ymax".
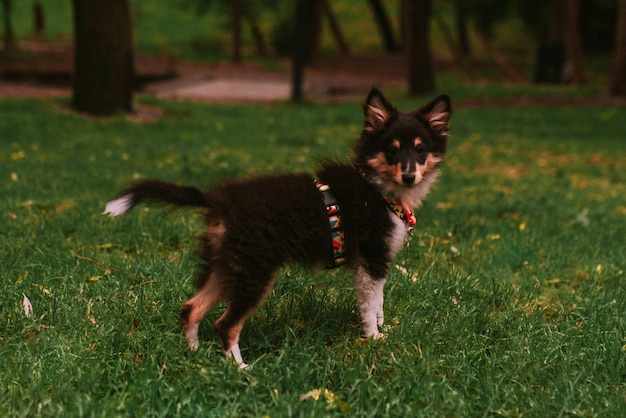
[{"xmin": 104, "ymin": 88, "xmax": 451, "ymax": 366}]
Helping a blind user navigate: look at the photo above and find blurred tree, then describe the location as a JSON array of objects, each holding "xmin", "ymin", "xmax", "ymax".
[
  {"xmin": 72, "ymin": 0, "xmax": 134, "ymax": 115},
  {"xmin": 292, "ymin": 0, "xmax": 313, "ymax": 101},
  {"xmin": 562, "ymin": 0, "xmax": 587, "ymax": 84},
  {"xmin": 432, "ymin": 0, "xmax": 478, "ymax": 80},
  {"xmin": 581, "ymin": 0, "xmax": 616, "ymax": 52},
  {"xmin": 368, "ymin": 0, "xmax": 399, "ymax": 52},
  {"xmin": 467, "ymin": 0, "xmax": 525, "ymax": 82},
  {"xmin": 1, "ymin": 0, "xmax": 16, "ymax": 51},
  {"xmin": 231, "ymin": 0, "xmax": 241, "ymax": 62},
  {"xmin": 321, "ymin": 0, "xmax": 349, "ymax": 55},
  {"xmin": 611, "ymin": 0, "xmax": 626, "ymax": 96},
  {"xmin": 518, "ymin": 0, "xmax": 587, "ymax": 84},
  {"xmin": 454, "ymin": 0, "xmax": 471, "ymax": 56},
  {"xmin": 404, "ymin": 0, "xmax": 435, "ymax": 95},
  {"xmin": 34, "ymin": 2, "xmax": 44, "ymax": 40},
  {"xmin": 179, "ymin": 0, "xmax": 279, "ymax": 60},
  {"xmin": 304, "ymin": 0, "xmax": 322, "ymax": 64}
]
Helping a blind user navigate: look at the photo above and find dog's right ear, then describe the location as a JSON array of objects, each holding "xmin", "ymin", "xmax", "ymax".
[
  {"xmin": 363, "ymin": 88, "xmax": 396, "ymax": 133},
  {"xmin": 419, "ymin": 93, "xmax": 452, "ymax": 138}
]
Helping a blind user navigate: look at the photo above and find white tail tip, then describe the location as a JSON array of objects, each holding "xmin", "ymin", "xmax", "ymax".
[{"xmin": 103, "ymin": 194, "xmax": 133, "ymax": 217}]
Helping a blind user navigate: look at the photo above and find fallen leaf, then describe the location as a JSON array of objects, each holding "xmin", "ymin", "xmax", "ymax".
[
  {"xmin": 395, "ymin": 264, "xmax": 418, "ymax": 282},
  {"xmin": 395, "ymin": 264, "xmax": 408, "ymax": 275},
  {"xmin": 11, "ymin": 151, "xmax": 25, "ymax": 160},
  {"xmin": 501, "ymin": 211, "xmax": 521, "ymax": 219},
  {"xmin": 299, "ymin": 388, "xmax": 351, "ymax": 412},
  {"xmin": 87, "ymin": 300, "xmax": 96, "ymax": 324},
  {"xmin": 16, "ymin": 271, "xmax": 29, "ymax": 284},
  {"xmin": 32, "ymin": 283, "xmax": 52, "ymax": 295},
  {"xmin": 300, "ymin": 389, "xmax": 323, "ymax": 402},
  {"xmin": 56, "ymin": 199, "xmax": 76, "ymax": 213},
  {"xmin": 23, "ymin": 294, "xmax": 33, "ymax": 318}
]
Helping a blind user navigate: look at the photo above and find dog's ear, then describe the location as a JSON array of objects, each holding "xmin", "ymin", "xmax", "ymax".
[
  {"xmin": 363, "ymin": 88, "xmax": 396, "ymax": 133},
  {"xmin": 419, "ymin": 94, "xmax": 452, "ymax": 137}
]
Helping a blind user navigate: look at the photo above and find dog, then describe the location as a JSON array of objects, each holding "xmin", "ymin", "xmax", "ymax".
[{"xmin": 104, "ymin": 88, "xmax": 451, "ymax": 367}]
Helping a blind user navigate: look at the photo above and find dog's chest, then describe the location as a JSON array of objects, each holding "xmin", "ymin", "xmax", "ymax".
[{"xmin": 386, "ymin": 211, "xmax": 409, "ymax": 259}]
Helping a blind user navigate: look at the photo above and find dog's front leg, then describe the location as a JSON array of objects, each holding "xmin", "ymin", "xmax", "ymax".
[{"xmin": 355, "ymin": 266, "xmax": 386, "ymax": 339}]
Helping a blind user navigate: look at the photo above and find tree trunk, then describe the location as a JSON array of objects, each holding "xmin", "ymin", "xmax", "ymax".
[
  {"xmin": 477, "ymin": 31, "xmax": 526, "ymax": 83},
  {"xmin": 231, "ymin": 0, "xmax": 241, "ymax": 63},
  {"xmin": 247, "ymin": 16, "xmax": 268, "ymax": 57},
  {"xmin": 534, "ymin": 0, "xmax": 586, "ymax": 84},
  {"xmin": 2, "ymin": 0, "xmax": 16, "ymax": 52},
  {"xmin": 72, "ymin": 0, "xmax": 134, "ymax": 115},
  {"xmin": 563, "ymin": 0, "xmax": 587, "ymax": 84},
  {"xmin": 433, "ymin": 14, "xmax": 478, "ymax": 81},
  {"xmin": 405, "ymin": 0, "xmax": 435, "ymax": 95},
  {"xmin": 292, "ymin": 0, "xmax": 312, "ymax": 101},
  {"xmin": 321, "ymin": 0, "xmax": 349, "ymax": 55},
  {"xmin": 610, "ymin": 0, "xmax": 626, "ymax": 96},
  {"xmin": 34, "ymin": 2, "xmax": 45, "ymax": 40},
  {"xmin": 454, "ymin": 0, "xmax": 470, "ymax": 56},
  {"xmin": 368, "ymin": 0, "xmax": 399, "ymax": 52},
  {"xmin": 305, "ymin": 0, "xmax": 322, "ymax": 64}
]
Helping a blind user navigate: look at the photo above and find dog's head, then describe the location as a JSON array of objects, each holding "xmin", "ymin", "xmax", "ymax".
[{"xmin": 355, "ymin": 88, "xmax": 452, "ymax": 206}]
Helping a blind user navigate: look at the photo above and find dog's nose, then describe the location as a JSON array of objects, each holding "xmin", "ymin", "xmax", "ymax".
[{"xmin": 401, "ymin": 173, "xmax": 415, "ymax": 185}]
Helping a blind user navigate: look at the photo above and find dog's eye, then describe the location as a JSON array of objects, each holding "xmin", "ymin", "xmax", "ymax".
[
  {"xmin": 386, "ymin": 146, "xmax": 399, "ymax": 158},
  {"xmin": 416, "ymin": 144, "xmax": 426, "ymax": 155}
]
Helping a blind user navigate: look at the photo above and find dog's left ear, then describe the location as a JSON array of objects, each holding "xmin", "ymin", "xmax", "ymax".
[
  {"xmin": 363, "ymin": 88, "xmax": 396, "ymax": 133},
  {"xmin": 419, "ymin": 94, "xmax": 452, "ymax": 137}
]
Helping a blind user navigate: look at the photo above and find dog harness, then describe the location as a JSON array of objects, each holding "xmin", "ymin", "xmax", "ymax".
[
  {"xmin": 384, "ymin": 197, "xmax": 417, "ymax": 229},
  {"xmin": 315, "ymin": 180, "xmax": 346, "ymax": 268},
  {"xmin": 315, "ymin": 180, "xmax": 416, "ymax": 269}
]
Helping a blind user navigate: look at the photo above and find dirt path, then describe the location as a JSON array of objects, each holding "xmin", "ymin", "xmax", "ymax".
[{"xmin": 2, "ymin": 43, "xmax": 625, "ymax": 106}]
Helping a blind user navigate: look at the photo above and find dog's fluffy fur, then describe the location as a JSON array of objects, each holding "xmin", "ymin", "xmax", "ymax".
[{"xmin": 104, "ymin": 89, "xmax": 452, "ymax": 366}]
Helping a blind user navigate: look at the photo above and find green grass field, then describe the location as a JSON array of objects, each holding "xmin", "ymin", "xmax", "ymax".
[{"xmin": 1, "ymin": 93, "xmax": 625, "ymax": 416}]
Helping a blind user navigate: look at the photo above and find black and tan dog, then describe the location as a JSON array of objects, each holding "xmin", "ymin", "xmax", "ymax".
[{"xmin": 104, "ymin": 88, "xmax": 451, "ymax": 366}]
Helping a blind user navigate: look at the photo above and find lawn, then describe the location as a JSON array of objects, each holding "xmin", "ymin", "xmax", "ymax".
[{"xmin": 1, "ymin": 94, "xmax": 625, "ymax": 417}]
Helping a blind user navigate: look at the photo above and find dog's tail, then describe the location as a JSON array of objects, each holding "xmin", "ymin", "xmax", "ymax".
[{"xmin": 103, "ymin": 179, "xmax": 210, "ymax": 217}]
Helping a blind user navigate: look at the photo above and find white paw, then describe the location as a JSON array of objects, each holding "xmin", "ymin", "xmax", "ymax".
[
  {"xmin": 373, "ymin": 332, "xmax": 387, "ymax": 340},
  {"xmin": 188, "ymin": 339, "xmax": 199, "ymax": 351}
]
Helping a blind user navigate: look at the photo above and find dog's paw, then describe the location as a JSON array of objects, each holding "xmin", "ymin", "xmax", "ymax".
[
  {"xmin": 373, "ymin": 332, "xmax": 387, "ymax": 340},
  {"xmin": 187, "ymin": 339, "xmax": 199, "ymax": 351}
]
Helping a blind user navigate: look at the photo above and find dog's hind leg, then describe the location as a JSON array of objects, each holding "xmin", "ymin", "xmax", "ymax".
[
  {"xmin": 180, "ymin": 271, "xmax": 225, "ymax": 351},
  {"xmin": 354, "ymin": 266, "xmax": 386, "ymax": 339},
  {"xmin": 214, "ymin": 272, "xmax": 277, "ymax": 368}
]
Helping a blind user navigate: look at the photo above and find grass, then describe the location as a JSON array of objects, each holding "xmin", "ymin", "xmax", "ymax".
[{"xmin": 1, "ymin": 94, "xmax": 625, "ymax": 416}]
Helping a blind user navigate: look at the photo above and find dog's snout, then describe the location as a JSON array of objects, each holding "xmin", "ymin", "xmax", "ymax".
[{"xmin": 401, "ymin": 173, "xmax": 415, "ymax": 185}]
